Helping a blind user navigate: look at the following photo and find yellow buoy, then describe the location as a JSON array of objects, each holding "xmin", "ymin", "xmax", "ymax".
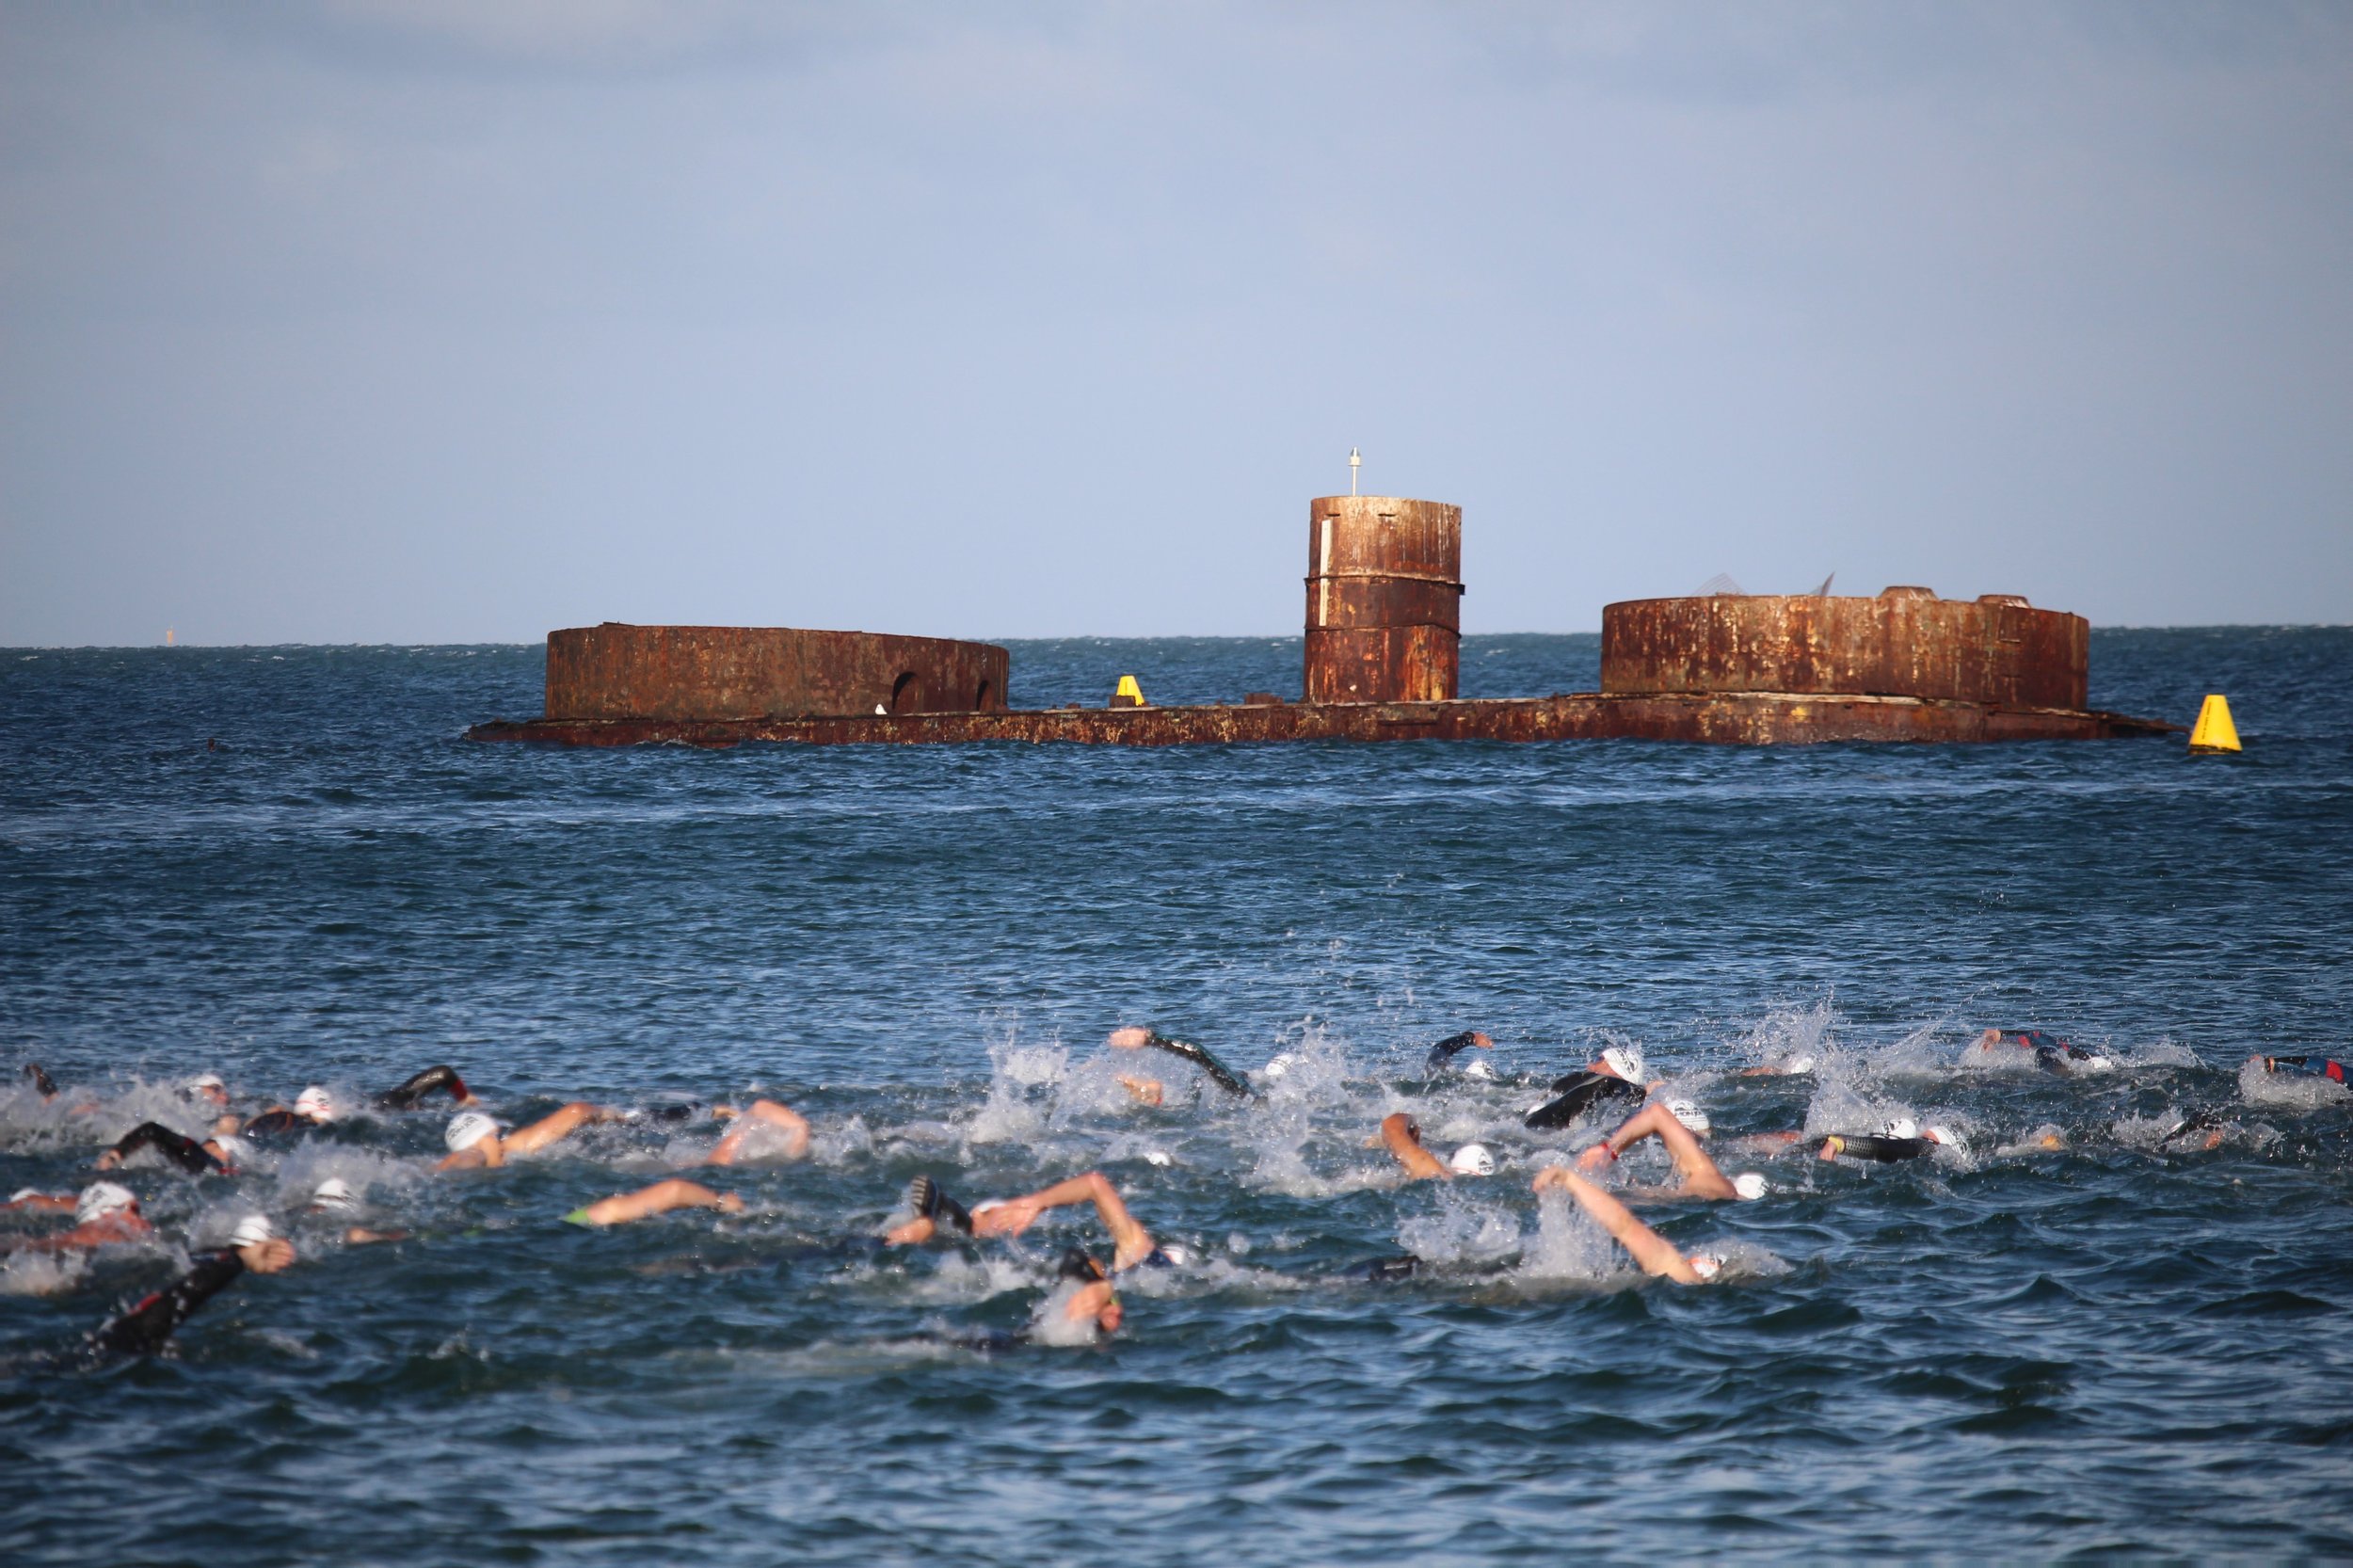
[
  {"xmin": 1112, "ymin": 675, "xmax": 1147, "ymax": 709},
  {"xmin": 2187, "ymin": 694, "xmax": 2240, "ymax": 754}
]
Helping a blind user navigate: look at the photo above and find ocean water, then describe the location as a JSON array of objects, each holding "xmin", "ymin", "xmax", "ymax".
[{"xmin": 2, "ymin": 629, "xmax": 2349, "ymax": 1562}]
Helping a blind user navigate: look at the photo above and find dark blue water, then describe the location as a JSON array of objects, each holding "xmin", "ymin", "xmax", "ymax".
[{"xmin": 4, "ymin": 631, "xmax": 2349, "ymax": 1562}]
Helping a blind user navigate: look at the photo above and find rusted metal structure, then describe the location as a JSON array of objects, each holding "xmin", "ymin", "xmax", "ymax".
[
  {"xmin": 543, "ymin": 623, "xmax": 1008, "ymax": 722},
  {"xmin": 470, "ymin": 501, "xmax": 2182, "ymax": 749},
  {"xmin": 1303, "ymin": 496, "xmax": 1463, "ymax": 704},
  {"xmin": 1602, "ymin": 588, "xmax": 2086, "ymax": 709},
  {"xmin": 471, "ymin": 692, "xmax": 2174, "ymax": 749}
]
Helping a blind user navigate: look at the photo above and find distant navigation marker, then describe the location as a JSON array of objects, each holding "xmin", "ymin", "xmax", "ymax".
[
  {"xmin": 1348, "ymin": 447, "xmax": 1361, "ymax": 496},
  {"xmin": 165, "ymin": 627, "xmax": 175, "ymax": 647}
]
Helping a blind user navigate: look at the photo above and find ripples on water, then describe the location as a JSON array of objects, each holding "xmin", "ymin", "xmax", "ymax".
[{"xmin": 3, "ymin": 631, "xmax": 2350, "ymax": 1562}]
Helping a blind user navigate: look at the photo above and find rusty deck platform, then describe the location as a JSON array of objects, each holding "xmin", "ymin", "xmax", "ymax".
[{"xmin": 468, "ymin": 692, "xmax": 2180, "ymax": 749}]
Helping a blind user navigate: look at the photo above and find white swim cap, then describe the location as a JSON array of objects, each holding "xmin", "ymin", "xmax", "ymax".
[
  {"xmin": 1884, "ymin": 1116, "xmax": 1921, "ymax": 1141},
  {"xmin": 1449, "ymin": 1143, "xmax": 1497, "ymax": 1176},
  {"xmin": 9, "ymin": 1188, "xmax": 47, "ymax": 1204},
  {"xmin": 212, "ymin": 1134, "xmax": 254, "ymax": 1166},
  {"xmin": 228, "ymin": 1213, "xmax": 277, "ymax": 1248},
  {"xmin": 1157, "ymin": 1243, "xmax": 1191, "ymax": 1266},
  {"xmin": 77, "ymin": 1181, "xmax": 137, "ymax": 1224},
  {"xmin": 186, "ymin": 1073, "xmax": 226, "ymax": 1093},
  {"xmin": 1688, "ymin": 1253, "xmax": 1724, "ymax": 1281},
  {"xmin": 1262, "ymin": 1053, "xmax": 1295, "ymax": 1080},
  {"xmin": 1924, "ymin": 1125, "xmax": 1961, "ymax": 1151},
  {"xmin": 444, "ymin": 1111, "xmax": 500, "ymax": 1152},
  {"xmin": 1665, "ymin": 1098, "xmax": 1710, "ymax": 1134},
  {"xmin": 1463, "ymin": 1057, "xmax": 1498, "ymax": 1081},
  {"xmin": 312, "ymin": 1177, "xmax": 358, "ymax": 1210},
  {"xmin": 294, "ymin": 1086, "xmax": 338, "ymax": 1122},
  {"xmin": 1601, "ymin": 1046, "xmax": 1646, "ymax": 1083},
  {"xmin": 1144, "ymin": 1150, "xmax": 1173, "ymax": 1167},
  {"xmin": 1732, "ymin": 1172, "xmax": 1769, "ymax": 1201},
  {"xmin": 1785, "ymin": 1055, "xmax": 1817, "ymax": 1076},
  {"xmin": 2081, "ymin": 1054, "xmax": 2119, "ymax": 1074}
]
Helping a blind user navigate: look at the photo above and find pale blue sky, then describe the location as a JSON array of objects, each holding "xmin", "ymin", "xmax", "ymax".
[{"xmin": 2, "ymin": 1, "xmax": 2348, "ymax": 645}]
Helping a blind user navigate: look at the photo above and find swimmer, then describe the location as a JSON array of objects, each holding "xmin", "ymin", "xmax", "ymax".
[
  {"xmin": 2, "ymin": 1182, "xmax": 153, "ymax": 1252},
  {"xmin": 1532, "ymin": 1165, "xmax": 1726, "ymax": 1285},
  {"xmin": 703, "ymin": 1099, "xmax": 809, "ymax": 1164},
  {"xmin": 1375, "ymin": 1112, "xmax": 1495, "ymax": 1182},
  {"xmin": 306, "ymin": 1178, "xmax": 408, "ymax": 1244},
  {"xmin": 1971, "ymin": 1029, "xmax": 2115, "ymax": 1074},
  {"xmin": 437, "ymin": 1102, "xmax": 620, "ymax": 1171},
  {"xmin": 2155, "ymin": 1110, "xmax": 2228, "ymax": 1151},
  {"xmin": 182, "ymin": 1073, "xmax": 230, "ymax": 1110},
  {"xmin": 85, "ymin": 1215, "xmax": 296, "ymax": 1359},
  {"xmin": 566, "ymin": 1177, "xmax": 746, "ymax": 1227},
  {"xmin": 1816, "ymin": 1118, "xmax": 1952, "ymax": 1163},
  {"xmin": 890, "ymin": 1169, "xmax": 1175, "ymax": 1272},
  {"xmin": 23, "ymin": 1063, "xmax": 58, "ymax": 1099},
  {"xmin": 94, "ymin": 1120, "xmax": 235, "ymax": 1175},
  {"xmin": 2247, "ymin": 1053, "xmax": 2349, "ymax": 1086},
  {"xmin": 945, "ymin": 1250, "xmax": 1125, "ymax": 1349},
  {"xmin": 1524, "ymin": 1045, "xmax": 1653, "ymax": 1130},
  {"xmin": 236, "ymin": 1084, "xmax": 343, "ymax": 1138},
  {"xmin": 376, "ymin": 1064, "xmax": 477, "ymax": 1112},
  {"xmin": 1737, "ymin": 1053, "xmax": 1817, "ymax": 1079},
  {"xmin": 1575, "ymin": 1101, "xmax": 1767, "ymax": 1202},
  {"xmin": 1106, "ymin": 1027, "xmax": 1254, "ymax": 1098},
  {"xmin": 1423, "ymin": 1031, "xmax": 1498, "ymax": 1079}
]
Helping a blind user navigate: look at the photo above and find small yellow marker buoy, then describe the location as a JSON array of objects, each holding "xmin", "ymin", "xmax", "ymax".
[
  {"xmin": 2187, "ymin": 694, "xmax": 2240, "ymax": 754},
  {"xmin": 1111, "ymin": 675, "xmax": 1147, "ymax": 709}
]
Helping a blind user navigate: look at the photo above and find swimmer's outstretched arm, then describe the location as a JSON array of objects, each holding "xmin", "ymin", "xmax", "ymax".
[
  {"xmin": 1532, "ymin": 1166, "xmax": 1704, "ymax": 1284},
  {"xmin": 1108, "ymin": 1028, "xmax": 1253, "ymax": 1098},
  {"xmin": 377, "ymin": 1064, "xmax": 476, "ymax": 1111},
  {"xmin": 705, "ymin": 1099, "xmax": 809, "ymax": 1165},
  {"xmin": 500, "ymin": 1101, "xmax": 620, "ymax": 1157},
  {"xmin": 1379, "ymin": 1113, "xmax": 1450, "ymax": 1181},
  {"xmin": 975, "ymin": 1171, "xmax": 1158, "ymax": 1272},
  {"xmin": 85, "ymin": 1238, "xmax": 296, "ymax": 1358},
  {"xmin": 570, "ymin": 1178, "xmax": 744, "ymax": 1226},
  {"xmin": 95, "ymin": 1121, "xmax": 224, "ymax": 1175},
  {"xmin": 1577, "ymin": 1103, "xmax": 1738, "ymax": 1200}
]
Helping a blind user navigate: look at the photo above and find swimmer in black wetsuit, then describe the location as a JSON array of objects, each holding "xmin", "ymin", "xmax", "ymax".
[
  {"xmin": 1970, "ymin": 1029, "xmax": 2115, "ymax": 1074},
  {"xmin": 376, "ymin": 1064, "xmax": 477, "ymax": 1112},
  {"xmin": 85, "ymin": 1216, "xmax": 296, "ymax": 1359},
  {"xmin": 1105, "ymin": 1027, "xmax": 1256, "ymax": 1101},
  {"xmin": 94, "ymin": 1121, "xmax": 232, "ymax": 1175},
  {"xmin": 22, "ymin": 1063, "xmax": 58, "ymax": 1098},
  {"xmin": 2248, "ymin": 1053, "xmax": 2350, "ymax": 1086},
  {"xmin": 1423, "ymin": 1031, "xmax": 1497, "ymax": 1078},
  {"xmin": 1816, "ymin": 1118, "xmax": 1950, "ymax": 1163},
  {"xmin": 944, "ymin": 1250, "xmax": 1125, "ymax": 1350},
  {"xmin": 1524, "ymin": 1045, "xmax": 1653, "ymax": 1130}
]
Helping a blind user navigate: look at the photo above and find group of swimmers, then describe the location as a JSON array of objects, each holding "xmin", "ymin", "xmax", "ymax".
[{"xmin": 4, "ymin": 1026, "xmax": 2337, "ymax": 1358}]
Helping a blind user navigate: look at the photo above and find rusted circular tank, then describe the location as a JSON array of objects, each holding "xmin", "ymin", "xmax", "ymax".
[
  {"xmin": 1304, "ymin": 496, "xmax": 1464, "ymax": 704},
  {"xmin": 1600, "ymin": 589, "xmax": 2088, "ymax": 709}
]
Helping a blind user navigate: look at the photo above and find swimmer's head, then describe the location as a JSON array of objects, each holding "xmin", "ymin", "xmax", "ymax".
[
  {"xmin": 1106, "ymin": 1026, "xmax": 1152, "ymax": 1051},
  {"xmin": 1057, "ymin": 1248, "xmax": 1109, "ymax": 1284},
  {"xmin": 1922, "ymin": 1125, "xmax": 1961, "ymax": 1152},
  {"xmin": 1687, "ymin": 1253, "xmax": 1724, "ymax": 1281},
  {"xmin": 229, "ymin": 1213, "xmax": 278, "ymax": 1249},
  {"xmin": 1463, "ymin": 1057, "xmax": 1498, "ymax": 1081},
  {"xmin": 294, "ymin": 1086, "xmax": 339, "ymax": 1123},
  {"xmin": 444, "ymin": 1111, "xmax": 500, "ymax": 1153},
  {"xmin": 1261, "ymin": 1053, "xmax": 1296, "ymax": 1080},
  {"xmin": 77, "ymin": 1181, "xmax": 137, "ymax": 1224},
  {"xmin": 1665, "ymin": 1098, "xmax": 1710, "ymax": 1135},
  {"xmin": 311, "ymin": 1177, "xmax": 358, "ymax": 1211},
  {"xmin": 1144, "ymin": 1150, "xmax": 1174, "ymax": 1167},
  {"xmin": 1883, "ymin": 1116, "xmax": 1921, "ymax": 1142},
  {"xmin": 1732, "ymin": 1172, "xmax": 1769, "ymax": 1201},
  {"xmin": 184, "ymin": 1073, "xmax": 228, "ymax": 1105},
  {"xmin": 1448, "ymin": 1143, "xmax": 1496, "ymax": 1176},
  {"xmin": 1601, "ymin": 1046, "xmax": 1645, "ymax": 1083},
  {"xmin": 1785, "ymin": 1055, "xmax": 1817, "ymax": 1076}
]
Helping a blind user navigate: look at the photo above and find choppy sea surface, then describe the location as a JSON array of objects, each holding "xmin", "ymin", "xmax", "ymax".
[{"xmin": 3, "ymin": 629, "xmax": 2350, "ymax": 1563}]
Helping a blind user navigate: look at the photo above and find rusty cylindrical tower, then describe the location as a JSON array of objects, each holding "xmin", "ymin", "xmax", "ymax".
[{"xmin": 1304, "ymin": 496, "xmax": 1464, "ymax": 704}]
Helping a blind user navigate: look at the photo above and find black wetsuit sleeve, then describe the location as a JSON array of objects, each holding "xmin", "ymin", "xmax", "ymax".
[
  {"xmin": 108, "ymin": 1122, "xmax": 223, "ymax": 1175},
  {"xmin": 1144, "ymin": 1034, "xmax": 1254, "ymax": 1097},
  {"xmin": 88, "ymin": 1251, "xmax": 246, "ymax": 1357},
  {"xmin": 239, "ymin": 1109, "xmax": 304, "ymax": 1138},
  {"xmin": 1524, "ymin": 1073, "xmax": 1642, "ymax": 1130},
  {"xmin": 1423, "ymin": 1032, "xmax": 1483, "ymax": 1071},
  {"xmin": 1819, "ymin": 1133, "xmax": 1934, "ymax": 1163},
  {"xmin": 377, "ymin": 1064, "xmax": 470, "ymax": 1111},
  {"xmin": 24, "ymin": 1063, "xmax": 58, "ymax": 1097}
]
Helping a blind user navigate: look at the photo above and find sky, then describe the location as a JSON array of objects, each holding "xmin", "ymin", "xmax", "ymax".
[{"xmin": 2, "ymin": 1, "xmax": 2348, "ymax": 646}]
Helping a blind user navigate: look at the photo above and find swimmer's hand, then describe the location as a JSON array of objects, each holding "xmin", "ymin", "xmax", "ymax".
[
  {"xmin": 1577, "ymin": 1142, "xmax": 1618, "ymax": 1174},
  {"xmin": 238, "ymin": 1238, "xmax": 296, "ymax": 1274},
  {"xmin": 1117, "ymin": 1075, "xmax": 1165, "ymax": 1106},
  {"xmin": 973, "ymin": 1199, "xmax": 1041, "ymax": 1239},
  {"xmin": 1107, "ymin": 1027, "xmax": 1152, "ymax": 1051}
]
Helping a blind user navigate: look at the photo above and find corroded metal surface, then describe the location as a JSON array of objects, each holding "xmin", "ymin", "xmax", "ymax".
[
  {"xmin": 1602, "ymin": 591, "xmax": 2088, "ymax": 710},
  {"xmin": 1304, "ymin": 496, "xmax": 1464, "ymax": 703},
  {"xmin": 471, "ymin": 693, "xmax": 2178, "ymax": 749},
  {"xmin": 545, "ymin": 624, "xmax": 1009, "ymax": 721}
]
